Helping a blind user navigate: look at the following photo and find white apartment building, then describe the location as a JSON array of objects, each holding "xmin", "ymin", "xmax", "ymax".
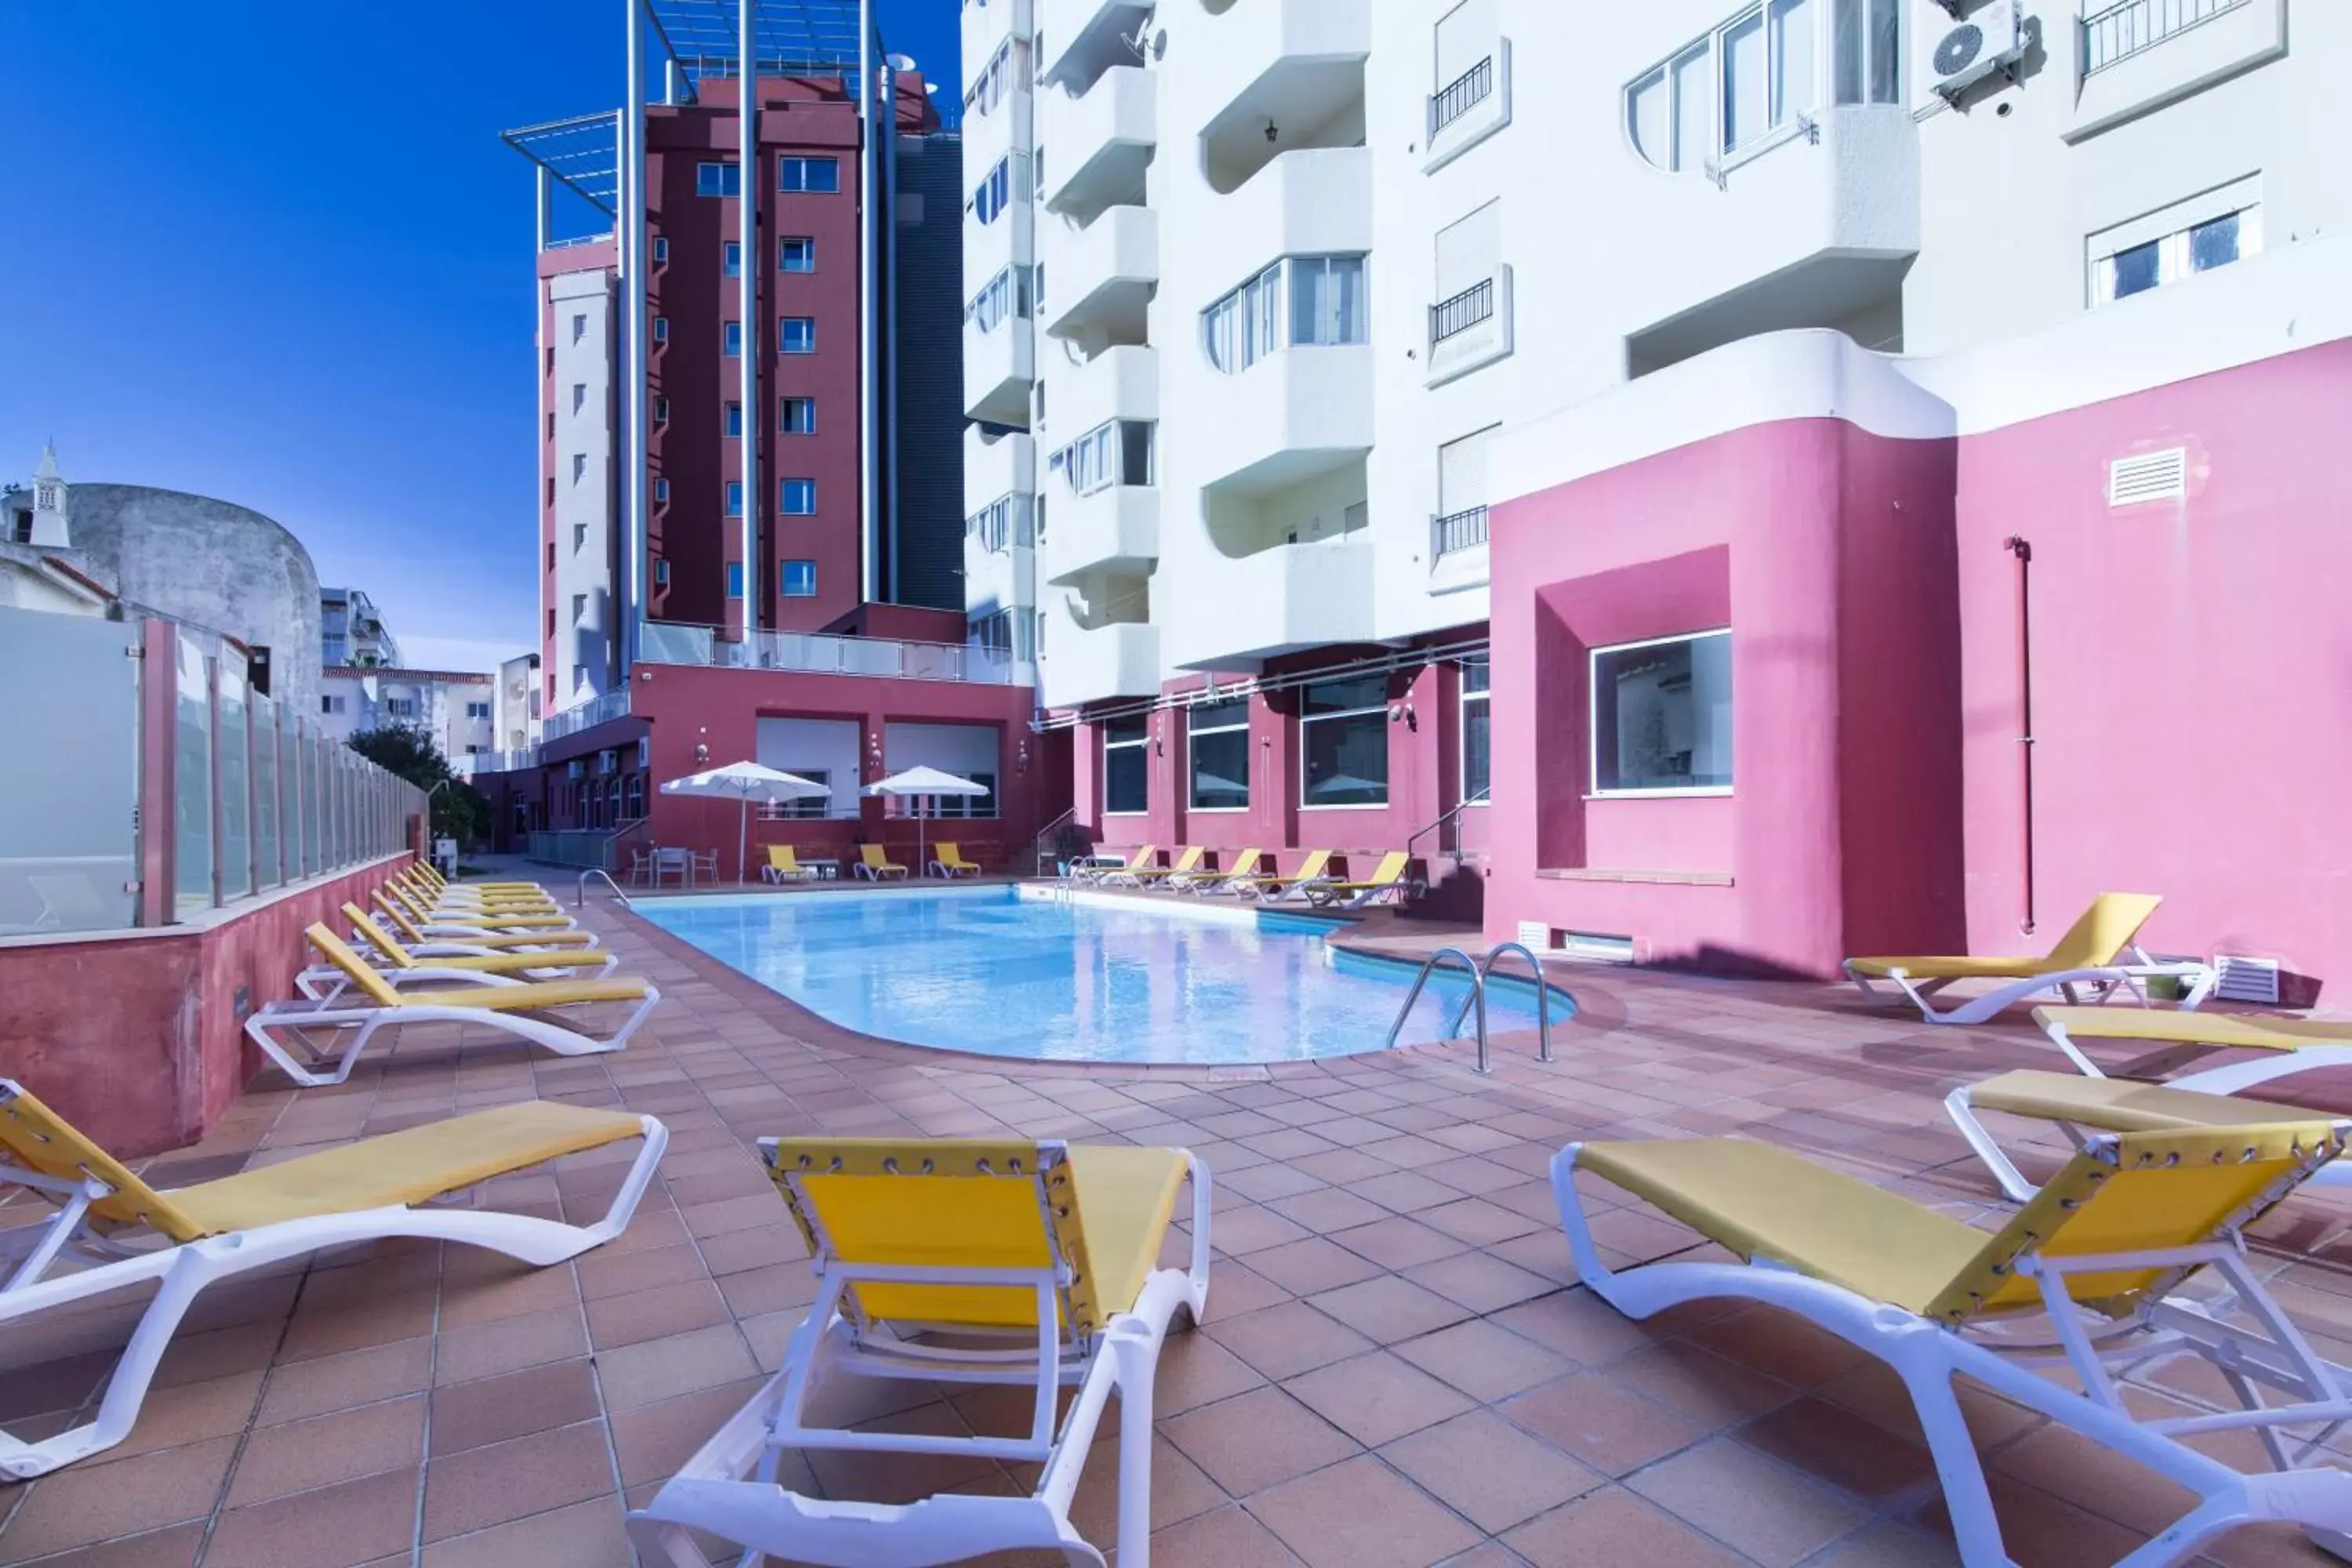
[
  {"xmin": 963, "ymin": 0, "xmax": 2340, "ymax": 715},
  {"xmin": 318, "ymin": 667, "xmax": 498, "ymax": 762}
]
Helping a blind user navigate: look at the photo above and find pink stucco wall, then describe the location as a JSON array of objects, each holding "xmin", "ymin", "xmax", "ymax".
[
  {"xmin": 1953, "ymin": 339, "xmax": 2352, "ymax": 993},
  {"xmin": 1486, "ymin": 419, "xmax": 1965, "ymax": 977}
]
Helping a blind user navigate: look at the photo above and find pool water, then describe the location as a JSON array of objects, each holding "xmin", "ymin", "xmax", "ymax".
[{"xmin": 637, "ymin": 886, "xmax": 1568, "ymax": 1065}]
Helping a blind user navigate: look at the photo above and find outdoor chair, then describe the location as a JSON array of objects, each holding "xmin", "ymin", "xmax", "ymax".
[
  {"xmin": 0, "ymin": 1079, "xmax": 665, "ymax": 1478},
  {"xmin": 855, "ymin": 844, "xmax": 909, "ymax": 881},
  {"xmin": 1187, "ymin": 847, "xmax": 1262, "ymax": 895},
  {"xmin": 927, "ymin": 842, "xmax": 982, "ymax": 879},
  {"xmin": 1107, "ymin": 845, "xmax": 1203, "ymax": 888},
  {"xmin": 1069, "ymin": 844, "xmax": 1155, "ymax": 887},
  {"xmin": 245, "ymin": 924, "xmax": 659, "ymax": 1086},
  {"xmin": 385, "ymin": 881, "xmax": 577, "ymax": 932},
  {"xmin": 1843, "ymin": 892, "xmax": 2216, "ymax": 1025},
  {"xmin": 371, "ymin": 890, "xmax": 600, "ymax": 950},
  {"xmin": 1301, "ymin": 851, "xmax": 1419, "ymax": 910},
  {"xmin": 626, "ymin": 1135, "xmax": 1210, "ymax": 1568},
  {"xmin": 1552, "ymin": 1123, "xmax": 2352, "ymax": 1566},
  {"xmin": 291, "ymin": 905, "xmax": 619, "ymax": 1003},
  {"xmin": 763, "ymin": 845, "xmax": 818, "ymax": 884},
  {"xmin": 1247, "ymin": 849, "xmax": 1337, "ymax": 904}
]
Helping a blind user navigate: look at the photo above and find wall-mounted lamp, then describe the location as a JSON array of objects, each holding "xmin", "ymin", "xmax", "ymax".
[
  {"xmin": 1388, "ymin": 702, "xmax": 1418, "ymax": 732},
  {"xmin": 1015, "ymin": 737, "xmax": 1031, "ymax": 774},
  {"xmin": 1265, "ymin": 120, "xmax": 1279, "ymax": 143}
]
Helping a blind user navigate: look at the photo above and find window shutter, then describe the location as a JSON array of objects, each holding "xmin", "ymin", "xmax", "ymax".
[
  {"xmin": 1434, "ymin": 201, "xmax": 1501, "ymax": 301},
  {"xmin": 1438, "ymin": 426, "xmax": 1497, "ymax": 514},
  {"xmin": 1433, "ymin": 0, "xmax": 1494, "ymax": 89}
]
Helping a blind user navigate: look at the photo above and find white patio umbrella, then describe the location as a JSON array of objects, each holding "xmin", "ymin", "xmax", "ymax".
[
  {"xmin": 659, "ymin": 761, "xmax": 829, "ymax": 884},
  {"xmin": 862, "ymin": 765, "xmax": 988, "ymax": 876}
]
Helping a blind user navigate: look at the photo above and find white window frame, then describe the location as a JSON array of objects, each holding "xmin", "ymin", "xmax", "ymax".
[
  {"xmin": 1626, "ymin": 0, "xmax": 1824, "ymax": 180},
  {"xmin": 1186, "ymin": 699, "xmax": 1252, "ymax": 814},
  {"xmin": 1203, "ymin": 257, "xmax": 1366, "ymax": 375},
  {"xmin": 724, "ymin": 321, "xmax": 743, "ymax": 357},
  {"xmin": 724, "ymin": 240, "xmax": 742, "ymax": 278},
  {"xmin": 1831, "ymin": 0, "xmax": 1903, "ymax": 107},
  {"xmin": 1298, "ymin": 677, "xmax": 1392, "ymax": 811},
  {"xmin": 696, "ymin": 162, "xmax": 741, "ymax": 198},
  {"xmin": 2087, "ymin": 180, "xmax": 2263, "ymax": 307},
  {"xmin": 725, "ymin": 481, "xmax": 744, "ymax": 518},
  {"xmin": 1587, "ymin": 628, "xmax": 1734, "ymax": 800},
  {"xmin": 780, "ymin": 477, "xmax": 817, "ymax": 516},
  {"xmin": 780, "ymin": 316, "xmax": 816, "ymax": 354},
  {"xmin": 780, "ymin": 235, "xmax": 815, "ymax": 273},
  {"xmin": 966, "ymin": 267, "xmax": 1035, "ymax": 334},
  {"xmin": 1460, "ymin": 657, "xmax": 1491, "ymax": 807},
  {"xmin": 968, "ymin": 154, "xmax": 1029, "ymax": 226},
  {"xmin": 1102, "ymin": 717, "xmax": 1150, "ymax": 816},
  {"xmin": 779, "ymin": 157, "xmax": 840, "ymax": 194},
  {"xmin": 781, "ymin": 559, "xmax": 818, "ymax": 597},
  {"xmin": 780, "ymin": 396, "xmax": 817, "ymax": 434}
]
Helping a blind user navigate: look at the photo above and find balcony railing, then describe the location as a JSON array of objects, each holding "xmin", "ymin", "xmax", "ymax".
[
  {"xmin": 1429, "ymin": 278, "xmax": 1496, "ymax": 345},
  {"xmin": 454, "ymin": 747, "xmax": 539, "ymax": 777},
  {"xmin": 2082, "ymin": 0, "xmax": 2248, "ymax": 75},
  {"xmin": 540, "ymin": 687, "xmax": 631, "ymax": 744},
  {"xmin": 1431, "ymin": 505, "xmax": 1490, "ymax": 561},
  {"xmin": 1428, "ymin": 56, "xmax": 1494, "ymax": 137},
  {"xmin": 637, "ymin": 621, "xmax": 1020, "ymax": 685}
]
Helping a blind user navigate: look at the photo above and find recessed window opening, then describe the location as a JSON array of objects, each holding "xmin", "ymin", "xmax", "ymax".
[
  {"xmin": 1301, "ymin": 675, "xmax": 1390, "ymax": 808},
  {"xmin": 1102, "ymin": 715, "xmax": 1149, "ymax": 814},
  {"xmin": 1189, "ymin": 699, "xmax": 1251, "ymax": 811},
  {"xmin": 1590, "ymin": 630, "xmax": 1733, "ymax": 796}
]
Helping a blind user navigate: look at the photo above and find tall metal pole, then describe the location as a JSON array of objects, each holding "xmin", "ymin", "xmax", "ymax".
[
  {"xmin": 858, "ymin": 0, "xmax": 879, "ymax": 604},
  {"xmin": 622, "ymin": 0, "xmax": 648, "ymax": 676},
  {"xmin": 534, "ymin": 164, "xmax": 551, "ymax": 254},
  {"xmin": 739, "ymin": 0, "xmax": 760, "ymax": 638},
  {"xmin": 881, "ymin": 52, "xmax": 901, "ymax": 605}
]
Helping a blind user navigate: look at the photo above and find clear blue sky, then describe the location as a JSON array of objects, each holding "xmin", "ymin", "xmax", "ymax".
[{"xmin": 0, "ymin": 1, "xmax": 957, "ymax": 673}]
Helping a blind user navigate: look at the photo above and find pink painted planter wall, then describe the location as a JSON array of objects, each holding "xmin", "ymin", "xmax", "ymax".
[{"xmin": 1486, "ymin": 419, "xmax": 1965, "ymax": 977}]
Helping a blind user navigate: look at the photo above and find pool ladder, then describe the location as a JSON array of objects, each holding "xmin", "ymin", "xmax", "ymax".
[
  {"xmin": 577, "ymin": 868, "xmax": 633, "ymax": 910},
  {"xmin": 1385, "ymin": 942, "xmax": 1558, "ymax": 1076}
]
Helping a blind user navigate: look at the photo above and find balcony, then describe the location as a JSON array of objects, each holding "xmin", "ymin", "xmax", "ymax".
[
  {"xmin": 1425, "ymin": 266, "xmax": 1514, "ymax": 387},
  {"xmin": 1037, "ymin": 0, "xmax": 1150, "ymax": 85},
  {"xmin": 1196, "ymin": 147, "xmax": 1371, "ymax": 299},
  {"xmin": 1044, "ymin": 483, "xmax": 1157, "ymax": 586},
  {"xmin": 1039, "ymin": 67, "xmax": 1154, "ymax": 219},
  {"xmin": 959, "ymin": 71, "xmax": 1032, "ymax": 177},
  {"xmin": 1424, "ymin": 39, "xmax": 1512, "ymax": 172},
  {"xmin": 1171, "ymin": 540, "xmax": 1374, "ymax": 670},
  {"xmin": 964, "ymin": 519, "xmax": 1036, "ymax": 619},
  {"xmin": 964, "ymin": 197, "xmax": 1034, "ymax": 303},
  {"xmin": 541, "ymin": 687, "xmax": 631, "ymax": 744},
  {"xmin": 1053, "ymin": 343, "xmax": 1158, "ymax": 442},
  {"xmin": 2066, "ymin": 0, "xmax": 2281, "ymax": 143},
  {"xmin": 960, "ymin": 0, "xmax": 1033, "ymax": 68},
  {"xmin": 1196, "ymin": 346, "xmax": 1373, "ymax": 496},
  {"xmin": 963, "ymin": 318, "xmax": 1035, "ymax": 426},
  {"xmin": 1196, "ymin": 0, "xmax": 1369, "ymax": 190},
  {"xmin": 1041, "ymin": 205, "xmax": 1157, "ymax": 341},
  {"xmin": 639, "ymin": 622, "xmax": 1021, "ymax": 685},
  {"xmin": 964, "ymin": 426, "xmax": 1036, "ymax": 513},
  {"xmin": 1042, "ymin": 618, "xmax": 1157, "ymax": 709},
  {"xmin": 1620, "ymin": 107, "xmax": 1918, "ymax": 376}
]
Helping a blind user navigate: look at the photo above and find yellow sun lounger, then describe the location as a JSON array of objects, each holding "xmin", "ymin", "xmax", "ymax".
[
  {"xmin": 1181, "ymin": 847, "xmax": 1261, "ymax": 895},
  {"xmin": 291, "ymin": 905, "xmax": 621, "ymax": 1004},
  {"xmin": 1842, "ymin": 892, "xmax": 2214, "ymax": 1025},
  {"xmin": 244, "ymin": 924, "xmax": 661, "ymax": 1086},
  {"xmin": 854, "ymin": 844, "xmax": 909, "ymax": 881},
  {"xmin": 396, "ymin": 866, "xmax": 554, "ymax": 907},
  {"xmin": 1244, "ymin": 848, "xmax": 1334, "ymax": 903},
  {"xmin": 761, "ymin": 844, "xmax": 816, "ymax": 884},
  {"xmin": 1553, "ymin": 1123, "xmax": 2352, "ymax": 1566},
  {"xmin": 1302, "ymin": 851, "xmax": 1418, "ymax": 909},
  {"xmin": 372, "ymin": 890, "xmax": 599, "ymax": 950},
  {"xmin": 0, "ymin": 1080, "xmax": 665, "ymax": 1477},
  {"xmin": 927, "ymin": 841, "xmax": 982, "ymax": 879},
  {"xmin": 1106, "ymin": 845, "xmax": 1204, "ymax": 887},
  {"xmin": 412, "ymin": 863, "xmax": 547, "ymax": 895},
  {"xmin": 386, "ymin": 881, "xmax": 578, "ymax": 931},
  {"xmin": 628, "ymin": 1136, "xmax": 1210, "ymax": 1568},
  {"xmin": 1069, "ymin": 844, "xmax": 1156, "ymax": 886}
]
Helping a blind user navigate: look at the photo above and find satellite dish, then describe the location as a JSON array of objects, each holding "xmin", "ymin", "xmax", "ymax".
[
  {"xmin": 924, "ymin": 82, "xmax": 940, "ymax": 94},
  {"xmin": 887, "ymin": 53, "xmax": 916, "ymax": 72}
]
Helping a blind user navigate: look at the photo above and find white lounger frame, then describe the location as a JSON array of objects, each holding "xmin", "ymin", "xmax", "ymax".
[
  {"xmin": 243, "ymin": 978, "xmax": 662, "ymax": 1086},
  {"xmin": 628, "ymin": 1144, "xmax": 1214, "ymax": 1568},
  {"xmin": 1552, "ymin": 1143, "xmax": 2352, "ymax": 1566},
  {"xmin": 0, "ymin": 1110, "xmax": 667, "ymax": 1478},
  {"xmin": 1842, "ymin": 946, "xmax": 2216, "ymax": 1026},
  {"xmin": 924, "ymin": 857, "xmax": 980, "ymax": 880},
  {"xmin": 405, "ymin": 915, "xmax": 599, "ymax": 946},
  {"xmin": 295, "ymin": 944, "xmax": 621, "ymax": 1004}
]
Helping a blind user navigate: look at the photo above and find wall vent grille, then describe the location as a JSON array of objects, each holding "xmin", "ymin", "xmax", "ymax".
[
  {"xmin": 1514, "ymin": 920, "xmax": 1554, "ymax": 953},
  {"xmin": 2109, "ymin": 447, "xmax": 2188, "ymax": 506},
  {"xmin": 2213, "ymin": 954, "xmax": 2281, "ymax": 1004}
]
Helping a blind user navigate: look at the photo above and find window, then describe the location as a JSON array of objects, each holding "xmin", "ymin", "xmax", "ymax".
[
  {"xmin": 1048, "ymin": 419, "xmax": 1153, "ymax": 496},
  {"xmin": 764, "ymin": 768, "xmax": 832, "ymax": 820},
  {"xmin": 387, "ymin": 697, "xmax": 416, "ymax": 719},
  {"xmin": 1831, "ymin": 0, "xmax": 1901, "ymax": 107},
  {"xmin": 1102, "ymin": 716, "xmax": 1149, "ymax": 815},
  {"xmin": 964, "ymin": 267, "xmax": 1034, "ymax": 333},
  {"xmin": 321, "ymin": 694, "xmax": 346, "ymax": 715},
  {"xmin": 724, "ymin": 241, "xmax": 742, "ymax": 278},
  {"xmin": 1189, "ymin": 699, "xmax": 1251, "ymax": 811},
  {"xmin": 466, "ymin": 701, "xmax": 492, "ymax": 720},
  {"xmin": 781, "ymin": 477, "xmax": 816, "ymax": 515},
  {"xmin": 573, "ymin": 522, "xmax": 587, "ymax": 550},
  {"xmin": 1461, "ymin": 658, "xmax": 1491, "ymax": 803},
  {"xmin": 1203, "ymin": 263, "xmax": 1283, "ymax": 372},
  {"xmin": 780, "ymin": 396, "xmax": 817, "ymax": 434},
  {"xmin": 546, "ymin": 541, "xmax": 555, "ymax": 571},
  {"xmin": 2090, "ymin": 190, "xmax": 2263, "ymax": 306},
  {"xmin": 571, "ymin": 453, "xmax": 586, "ymax": 484},
  {"xmin": 571, "ymin": 593, "xmax": 586, "ymax": 622},
  {"xmin": 780, "ymin": 316, "xmax": 815, "ymax": 354},
  {"xmin": 1301, "ymin": 676, "xmax": 1390, "ymax": 808},
  {"xmin": 572, "ymin": 382, "xmax": 586, "ymax": 414},
  {"xmin": 696, "ymin": 161, "xmax": 741, "ymax": 197},
  {"xmin": 780, "ymin": 157, "xmax": 840, "ymax": 193},
  {"xmin": 652, "ymin": 395, "xmax": 669, "ymax": 423},
  {"xmin": 970, "ymin": 606, "xmax": 1036, "ymax": 662},
  {"xmin": 654, "ymin": 558, "xmax": 670, "ymax": 587},
  {"xmin": 1290, "ymin": 256, "xmax": 1370, "ymax": 346},
  {"xmin": 726, "ymin": 402, "xmax": 743, "ymax": 438},
  {"xmin": 1591, "ymin": 630, "xmax": 1733, "ymax": 794},
  {"xmin": 571, "ymin": 313, "xmax": 586, "ymax": 343},
  {"xmin": 653, "ymin": 476, "xmax": 670, "ymax": 503},
  {"xmin": 652, "ymin": 315, "xmax": 669, "ymax": 343},
  {"xmin": 727, "ymin": 562, "xmax": 745, "ymax": 598},
  {"xmin": 652, "ymin": 236, "xmax": 668, "ymax": 263},
  {"xmin": 726, "ymin": 481, "xmax": 744, "ymax": 517},
  {"xmin": 724, "ymin": 321, "xmax": 742, "ymax": 357},
  {"xmin": 780, "ymin": 236, "xmax": 815, "ymax": 272},
  {"xmin": 966, "ymin": 495, "xmax": 1034, "ymax": 552},
  {"xmin": 1631, "ymin": 0, "xmax": 1820, "ymax": 174},
  {"xmin": 781, "ymin": 560, "xmax": 817, "ymax": 597}
]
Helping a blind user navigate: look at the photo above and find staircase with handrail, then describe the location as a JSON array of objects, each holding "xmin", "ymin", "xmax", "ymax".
[{"xmin": 1399, "ymin": 790, "xmax": 1490, "ymax": 923}]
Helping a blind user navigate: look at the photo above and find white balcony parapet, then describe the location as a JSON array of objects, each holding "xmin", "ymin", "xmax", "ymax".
[
  {"xmin": 1043, "ymin": 619, "xmax": 1158, "ymax": 709},
  {"xmin": 962, "ymin": 0, "xmax": 1034, "ymax": 68},
  {"xmin": 964, "ymin": 197, "xmax": 1035, "ymax": 303},
  {"xmin": 453, "ymin": 747, "xmax": 540, "ymax": 778},
  {"xmin": 1194, "ymin": 0, "xmax": 1370, "ymax": 147},
  {"xmin": 1171, "ymin": 539, "xmax": 1374, "ymax": 670},
  {"xmin": 1042, "ymin": 205, "xmax": 1158, "ymax": 339},
  {"xmin": 1044, "ymin": 484, "xmax": 1159, "ymax": 586},
  {"xmin": 1196, "ymin": 344, "xmax": 1373, "ymax": 495},
  {"xmin": 1425, "ymin": 266, "xmax": 1514, "ymax": 387},
  {"xmin": 964, "ymin": 316, "xmax": 1036, "ymax": 425},
  {"xmin": 1424, "ymin": 39, "xmax": 1512, "ymax": 172},
  {"xmin": 1196, "ymin": 147, "xmax": 1372, "ymax": 298},
  {"xmin": 964, "ymin": 427, "xmax": 1036, "ymax": 512},
  {"xmin": 638, "ymin": 622, "xmax": 1021, "ymax": 685},
  {"xmin": 1040, "ymin": 66, "xmax": 1156, "ymax": 217},
  {"xmin": 1053, "ymin": 343, "xmax": 1158, "ymax": 442},
  {"xmin": 1037, "ymin": 0, "xmax": 1149, "ymax": 84},
  {"xmin": 541, "ymin": 687, "xmax": 631, "ymax": 743}
]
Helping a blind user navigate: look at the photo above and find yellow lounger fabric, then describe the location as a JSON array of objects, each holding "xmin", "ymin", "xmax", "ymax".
[
  {"xmin": 373, "ymin": 896, "xmax": 593, "ymax": 950},
  {"xmin": 167, "ymin": 1102, "xmax": 644, "ymax": 1234},
  {"xmin": 1848, "ymin": 955, "xmax": 2082, "ymax": 980},
  {"xmin": 344, "ymin": 908, "xmax": 606, "ymax": 977},
  {"xmin": 308, "ymin": 926, "xmax": 644, "ymax": 1013},
  {"xmin": 775, "ymin": 1141, "xmax": 1188, "ymax": 1330},
  {"xmin": 1850, "ymin": 892, "xmax": 2163, "ymax": 979},
  {"xmin": 1577, "ymin": 1138, "xmax": 1991, "ymax": 1315},
  {"xmin": 2033, "ymin": 1007, "xmax": 2346, "ymax": 1051},
  {"xmin": 1969, "ymin": 1069, "xmax": 2326, "ymax": 1133}
]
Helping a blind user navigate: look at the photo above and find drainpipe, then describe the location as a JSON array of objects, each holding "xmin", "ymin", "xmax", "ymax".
[
  {"xmin": 2004, "ymin": 535, "xmax": 2034, "ymax": 936},
  {"xmin": 739, "ymin": 0, "xmax": 760, "ymax": 637}
]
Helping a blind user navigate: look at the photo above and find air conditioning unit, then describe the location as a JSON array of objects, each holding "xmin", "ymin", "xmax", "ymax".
[{"xmin": 1929, "ymin": 2, "xmax": 2025, "ymax": 101}]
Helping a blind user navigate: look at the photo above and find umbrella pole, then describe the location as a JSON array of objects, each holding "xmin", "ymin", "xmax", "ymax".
[
  {"xmin": 917, "ymin": 797, "xmax": 927, "ymax": 880},
  {"xmin": 739, "ymin": 797, "xmax": 749, "ymax": 886}
]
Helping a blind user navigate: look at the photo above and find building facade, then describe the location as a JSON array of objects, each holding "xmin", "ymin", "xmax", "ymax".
[
  {"xmin": 970, "ymin": 0, "xmax": 2352, "ymax": 988},
  {"xmin": 319, "ymin": 586, "xmax": 401, "ymax": 669},
  {"xmin": 318, "ymin": 666, "xmax": 496, "ymax": 762}
]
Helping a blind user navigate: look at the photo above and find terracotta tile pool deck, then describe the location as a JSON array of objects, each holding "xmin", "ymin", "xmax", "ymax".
[{"xmin": 6, "ymin": 877, "xmax": 2352, "ymax": 1566}]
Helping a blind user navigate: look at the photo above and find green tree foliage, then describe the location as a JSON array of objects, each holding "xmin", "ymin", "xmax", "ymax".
[{"xmin": 346, "ymin": 725, "xmax": 489, "ymax": 847}]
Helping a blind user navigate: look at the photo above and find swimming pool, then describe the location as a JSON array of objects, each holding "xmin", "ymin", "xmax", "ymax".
[{"xmin": 636, "ymin": 885, "xmax": 1568, "ymax": 1065}]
